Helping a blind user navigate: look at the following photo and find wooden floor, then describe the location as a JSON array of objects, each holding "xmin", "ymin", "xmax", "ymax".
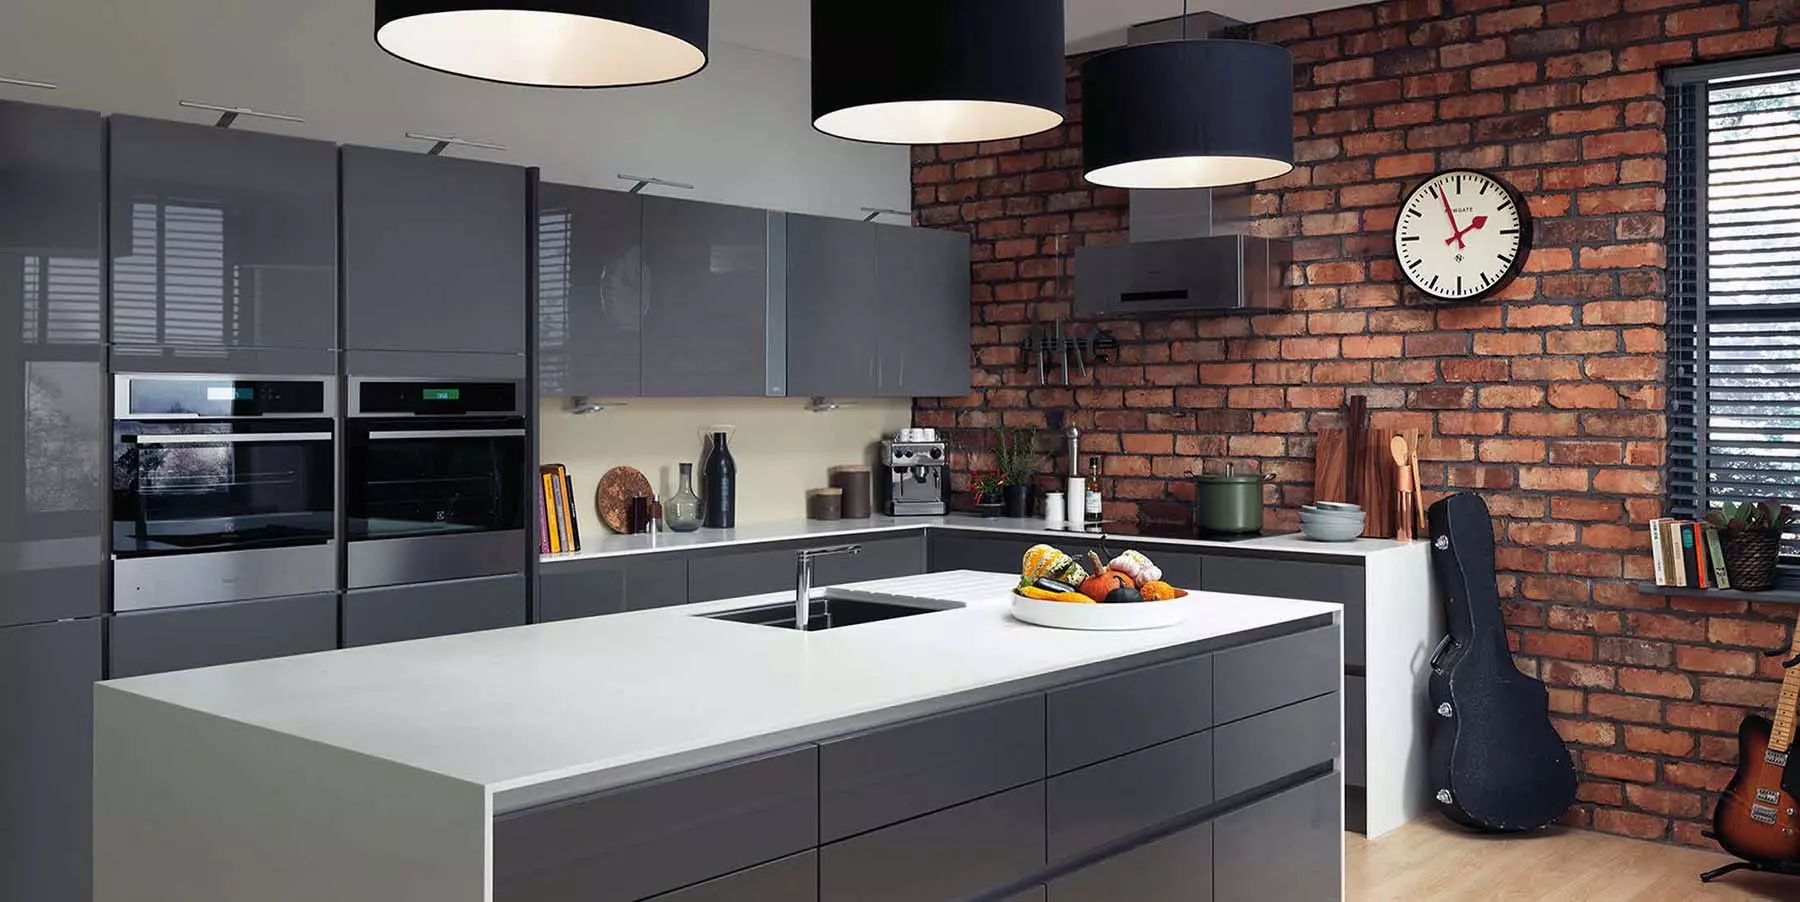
[{"xmin": 1346, "ymin": 817, "xmax": 1800, "ymax": 901}]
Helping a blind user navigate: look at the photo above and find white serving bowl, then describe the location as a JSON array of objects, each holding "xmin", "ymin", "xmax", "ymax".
[{"xmin": 1011, "ymin": 593, "xmax": 1187, "ymax": 631}]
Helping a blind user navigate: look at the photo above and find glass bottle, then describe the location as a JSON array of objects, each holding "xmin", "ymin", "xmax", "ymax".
[
  {"xmin": 703, "ymin": 431, "xmax": 737, "ymax": 529},
  {"xmin": 666, "ymin": 463, "xmax": 703, "ymax": 533}
]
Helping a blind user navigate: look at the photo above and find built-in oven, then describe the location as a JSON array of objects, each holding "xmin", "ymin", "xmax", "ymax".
[
  {"xmin": 111, "ymin": 375, "xmax": 338, "ymax": 611},
  {"xmin": 344, "ymin": 378, "xmax": 527, "ymax": 589}
]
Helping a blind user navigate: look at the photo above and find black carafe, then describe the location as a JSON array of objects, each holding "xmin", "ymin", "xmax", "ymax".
[{"xmin": 703, "ymin": 431, "xmax": 736, "ymax": 528}]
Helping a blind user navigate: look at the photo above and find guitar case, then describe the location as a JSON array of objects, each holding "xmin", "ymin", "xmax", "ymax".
[{"xmin": 1427, "ymin": 492, "xmax": 1578, "ymax": 831}]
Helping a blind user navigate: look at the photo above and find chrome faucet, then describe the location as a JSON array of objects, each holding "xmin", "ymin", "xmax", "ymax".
[{"xmin": 796, "ymin": 544, "xmax": 862, "ymax": 630}]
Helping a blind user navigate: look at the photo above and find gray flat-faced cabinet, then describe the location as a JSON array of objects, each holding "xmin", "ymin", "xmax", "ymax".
[
  {"xmin": 537, "ymin": 183, "xmax": 642, "ymax": 398},
  {"xmin": 0, "ymin": 617, "xmax": 103, "ymax": 902},
  {"xmin": 928, "ymin": 531, "xmax": 1038, "ymax": 575},
  {"xmin": 875, "ymin": 223, "xmax": 971, "ymax": 398},
  {"xmin": 341, "ymin": 145, "xmax": 529, "ymax": 362},
  {"xmin": 640, "ymin": 196, "xmax": 775, "ymax": 397},
  {"xmin": 107, "ymin": 592, "xmax": 339, "ymax": 678},
  {"xmin": 0, "ymin": 100, "xmax": 108, "ymax": 629},
  {"xmin": 536, "ymin": 553, "xmax": 689, "ymax": 622},
  {"xmin": 1213, "ymin": 772, "xmax": 1342, "ymax": 902},
  {"xmin": 344, "ymin": 573, "xmax": 527, "ymax": 647},
  {"xmin": 786, "ymin": 214, "xmax": 879, "ymax": 397},
  {"xmin": 108, "ymin": 115, "xmax": 338, "ymax": 374}
]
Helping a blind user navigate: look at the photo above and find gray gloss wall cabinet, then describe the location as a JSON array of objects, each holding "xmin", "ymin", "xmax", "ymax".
[
  {"xmin": 639, "ymin": 196, "xmax": 778, "ymax": 397},
  {"xmin": 537, "ymin": 182, "xmax": 642, "ymax": 398},
  {"xmin": 107, "ymin": 115, "xmax": 339, "ymax": 374},
  {"xmin": 107, "ymin": 592, "xmax": 339, "ymax": 678},
  {"xmin": 0, "ymin": 100, "xmax": 108, "ymax": 629},
  {"xmin": 785, "ymin": 215, "xmax": 972, "ymax": 399},
  {"xmin": 0, "ymin": 618, "xmax": 103, "ymax": 902},
  {"xmin": 341, "ymin": 145, "xmax": 529, "ymax": 365}
]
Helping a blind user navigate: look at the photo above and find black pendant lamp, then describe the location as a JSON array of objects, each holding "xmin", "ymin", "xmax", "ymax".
[
  {"xmin": 1082, "ymin": 38, "xmax": 1295, "ymax": 189},
  {"xmin": 812, "ymin": 0, "xmax": 1066, "ymax": 145},
  {"xmin": 374, "ymin": 0, "xmax": 710, "ymax": 88}
]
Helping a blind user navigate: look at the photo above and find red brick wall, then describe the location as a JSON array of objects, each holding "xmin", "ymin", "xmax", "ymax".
[{"xmin": 913, "ymin": 0, "xmax": 1800, "ymax": 846}]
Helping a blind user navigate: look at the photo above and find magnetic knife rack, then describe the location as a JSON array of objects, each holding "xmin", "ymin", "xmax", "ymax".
[{"xmin": 1020, "ymin": 322, "xmax": 1118, "ymax": 386}]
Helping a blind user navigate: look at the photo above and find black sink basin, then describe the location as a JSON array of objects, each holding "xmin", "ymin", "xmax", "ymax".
[{"xmin": 703, "ymin": 593, "xmax": 962, "ymax": 631}]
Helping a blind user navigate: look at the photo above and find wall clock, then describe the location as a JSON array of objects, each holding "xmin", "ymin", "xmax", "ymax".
[{"xmin": 1394, "ymin": 169, "xmax": 1532, "ymax": 302}]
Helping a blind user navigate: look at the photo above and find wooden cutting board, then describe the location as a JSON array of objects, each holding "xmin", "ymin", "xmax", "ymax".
[
  {"xmin": 1314, "ymin": 427, "xmax": 1348, "ymax": 504},
  {"xmin": 596, "ymin": 466, "xmax": 653, "ymax": 534},
  {"xmin": 1359, "ymin": 428, "xmax": 1397, "ymax": 539}
]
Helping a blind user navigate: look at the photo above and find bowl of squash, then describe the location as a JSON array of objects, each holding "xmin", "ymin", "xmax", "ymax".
[{"xmin": 1012, "ymin": 546, "xmax": 1189, "ymax": 631}]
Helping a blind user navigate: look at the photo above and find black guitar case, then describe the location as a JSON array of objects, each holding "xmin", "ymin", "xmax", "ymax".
[{"xmin": 1427, "ymin": 492, "xmax": 1578, "ymax": 831}]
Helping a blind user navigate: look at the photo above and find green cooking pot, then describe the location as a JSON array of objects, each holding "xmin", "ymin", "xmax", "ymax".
[{"xmin": 1194, "ymin": 471, "xmax": 1268, "ymax": 534}]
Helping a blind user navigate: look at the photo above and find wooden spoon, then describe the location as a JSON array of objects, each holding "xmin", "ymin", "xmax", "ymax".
[{"xmin": 1390, "ymin": 436, "xmax": 1414, "ymax": 541}]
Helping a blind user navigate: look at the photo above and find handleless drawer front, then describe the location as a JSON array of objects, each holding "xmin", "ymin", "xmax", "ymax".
[
  {"xmin": 645, "ymin": 851, "xmax": 817, "ymax": 902},
  {"xmin": 107, "ymin": 592, "xmax": 338, "ymax": 678},
  {"xmin": 1214, "ymin": 771, "xmax": 1342, "ymax": 902},
  {"xmin": 1047, "ymin": 730, "xmax": 1213, "ymax": 861},
  {"xmin": 343, "ymin": 573, "xmax": 526, "ymax": 647},
  {"xmin": 820, "ymin": 693, "xmax": 1045, "ymax": 842},
  {"xmin": 1213, "ymin": 693, "xmax": 1340, "ymax": 800},
  {"xmin": 625, "ymin": 554, "xmax": 691, "ymax": 611},
  {"xmin": 1346, "ymin": 674, "xmax": 1367, "ymax": 787},
  {"xmin": 1212, "ymin": 626, "xmax": 1338, "ymax": 724},
  {"xmin": 1047, "ymin": 652, "xmax": 1211, "ymax": 774},
  {"xmin": 687, "ymin": 547, "xmax": 793, "ymax": 603},
  {"xmin": 494, "ymin": 746, "xmax": 820, "ymax": 902},
  {"xmin": 1199, "ymin": 556, "xmax": 1364, "ymax": 666},
  {"xmin": 1047, "ymin": 818, "xmax": 1213, "ymax": 902},
  {"xmin": 818, "ymin": 782, "xmax": 1044, "ymax": 902}
]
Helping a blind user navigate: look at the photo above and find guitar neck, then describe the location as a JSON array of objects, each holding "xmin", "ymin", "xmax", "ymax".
[{"xmin": 1771, "ymin": 611, "xmax": 1800, "ymax": 753}]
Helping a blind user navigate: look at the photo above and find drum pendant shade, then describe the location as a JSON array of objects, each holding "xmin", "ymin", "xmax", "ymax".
[
  {"xmin": 374, "ymin": 0, "xmax": 710, "ymax": 88},
  {"xmin": 1082, "ymin": 40, "xmax": 1295, "ymax": 189},
  {"xmin": 812, "ymin": 0, "xmax": 1066, "ymax": 145}
]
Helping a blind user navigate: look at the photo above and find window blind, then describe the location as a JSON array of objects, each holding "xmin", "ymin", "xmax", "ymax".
[{"xmin": 1668, "ymin": 57, "xmax": 1800, "ymax": 565}]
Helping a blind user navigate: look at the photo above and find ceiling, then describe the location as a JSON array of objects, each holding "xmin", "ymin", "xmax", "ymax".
[{"xmin": 714, "ymin": 0, "xmax": 1368, "ymax": 60}]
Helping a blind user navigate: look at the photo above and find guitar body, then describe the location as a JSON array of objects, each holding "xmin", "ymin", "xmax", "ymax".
[
  {"xmin": 1427, "ymin": 492, "xmax": 1578, "ymax": 831},
  {"xmin": 1715, "ymin": 715, "xmax": 1800, "ymax": 864}
]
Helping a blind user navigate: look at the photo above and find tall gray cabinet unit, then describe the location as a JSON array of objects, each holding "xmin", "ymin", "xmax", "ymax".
[
  {"xmin": 785, "ymin": 215, "xmax": 971, "ymax": 399},
  {"xmin": 537, "ymin": 182, "xmax": 642, "ymax": 398},
  {"xmin": 108, "ymin": 115, "xmax": 339, "ymax": 375},
  {"xmin": 0, "ymin": 98, "xmax": 108, "ymax": 902},
  {"xmin": 640, "ymin": 195, "xmax": 781, "ymax": 397},
  {"xmin": 340, "ymin": 145, "xmax": 530, "ymax": 379}
]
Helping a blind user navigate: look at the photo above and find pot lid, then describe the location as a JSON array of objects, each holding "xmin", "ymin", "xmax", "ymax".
[{"xmin": 1196, "ymin": 473, "xmax": 1262, "ymax": 485}]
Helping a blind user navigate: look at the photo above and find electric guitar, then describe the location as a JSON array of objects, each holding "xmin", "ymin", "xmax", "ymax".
[{"xmin": 1714, "ymin": 613, "xmax": 1800, "ymax": 865}]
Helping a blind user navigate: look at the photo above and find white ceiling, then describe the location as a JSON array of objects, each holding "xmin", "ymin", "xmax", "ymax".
[{"xmin": 714, "ymin": 0, "xmax": 1370, "ymax": 60}]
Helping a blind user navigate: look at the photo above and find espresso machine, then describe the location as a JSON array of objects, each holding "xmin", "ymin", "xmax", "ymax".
[{"xmin": 881, "ymin": 439, "xmax": 948, "ymax": 516}]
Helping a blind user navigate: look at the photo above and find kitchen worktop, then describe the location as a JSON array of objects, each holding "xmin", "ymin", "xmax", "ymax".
[
  {"xmin": 100, "ymin": 571, "xmax": 1338, "ymax": 812},
  {"xmin": 541, "ymin": 513, "xmax": 1422, "ymax": 564}
]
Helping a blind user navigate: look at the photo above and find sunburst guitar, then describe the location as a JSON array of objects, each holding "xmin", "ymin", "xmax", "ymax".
[{"xmin": 1714, "ymin": 617, "xmax": 1800, "ymax": 864}]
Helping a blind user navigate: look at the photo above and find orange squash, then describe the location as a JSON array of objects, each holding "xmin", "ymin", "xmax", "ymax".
[{"xmin": 1079, "ymin": 552, "xmax": 1133, "ymax": 603}]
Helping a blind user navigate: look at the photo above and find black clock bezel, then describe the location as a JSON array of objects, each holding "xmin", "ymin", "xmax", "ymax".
[{"xmin": 1395, "ymin": 168, "xmax": 1535, "ymax": 304}]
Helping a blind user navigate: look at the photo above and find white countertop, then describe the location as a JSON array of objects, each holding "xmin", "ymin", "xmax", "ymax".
[
  {"xmin": 542, "ymin": 513, "xmax": 1422, "ymax": 564},
  {"xmin": 103, "ymin": 571, "xmax": 1339, "ymax": 811}
]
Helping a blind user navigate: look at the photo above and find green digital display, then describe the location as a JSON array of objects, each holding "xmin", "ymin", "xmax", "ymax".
[{"xmin": 423, "ymin": 388, "xmax": 461, "ymax": 401}]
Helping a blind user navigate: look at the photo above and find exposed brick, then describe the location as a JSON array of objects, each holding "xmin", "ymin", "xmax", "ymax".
[{"xmin": 1585, "ymin": 751, "xmax": 1658, "ymax": 783}]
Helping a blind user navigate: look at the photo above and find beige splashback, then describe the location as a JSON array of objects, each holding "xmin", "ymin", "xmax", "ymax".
[{"xmin": 538, "ymin": 397, "xmax": 914, "ymax": 535}]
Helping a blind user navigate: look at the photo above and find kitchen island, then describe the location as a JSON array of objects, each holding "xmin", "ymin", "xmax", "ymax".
[{"xmin": 95, "ymin": 571, "xmax": 1344, "ymax": 902}]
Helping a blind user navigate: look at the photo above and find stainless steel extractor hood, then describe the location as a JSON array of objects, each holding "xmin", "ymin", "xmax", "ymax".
[{"xmin": 1073, "ymin": 12, "xmax": 1292, "ymax": 318}]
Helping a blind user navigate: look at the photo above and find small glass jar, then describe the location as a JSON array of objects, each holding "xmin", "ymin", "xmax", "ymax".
[{"xmin": 666, "ymin": 462, "xmax": 704, "ymax": 533}]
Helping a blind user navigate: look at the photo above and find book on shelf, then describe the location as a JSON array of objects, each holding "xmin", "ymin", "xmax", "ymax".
[
  {"xmin": 1650, "ymin": 517, "xmax": 1671, "ymax": 586},
  {"xmin": 1705, "ymin": 526, "xmax": 1732, "ymax": 590},
  {"xmin": 539, "ymin": 464, "xmax": 581, "ymax": 554},
  {"xmin": 1650, "ymin": 519, "xmax": 1736, "ymax": 592}
]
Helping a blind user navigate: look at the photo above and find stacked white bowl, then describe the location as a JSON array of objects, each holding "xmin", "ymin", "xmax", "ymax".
[{"xmin": 1299, "ymin": 501, "xmax": 1365, "ymax": 542}]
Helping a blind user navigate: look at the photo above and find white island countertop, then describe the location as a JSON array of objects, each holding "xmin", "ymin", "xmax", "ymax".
[
  {"xmin": 101, "ymin": 571, "xmax": 1340, "ymax": 813},
  {"xmin": 542, "ymin": 513, "xmax": 1421, "ymax": 564}
]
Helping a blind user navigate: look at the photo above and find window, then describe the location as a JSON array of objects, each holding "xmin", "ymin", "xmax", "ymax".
[{"xmin": 1668, "ymin": 56, "xmax": 1800, "ymax": 565}]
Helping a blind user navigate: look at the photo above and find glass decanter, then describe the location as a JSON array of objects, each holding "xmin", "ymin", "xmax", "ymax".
[{"xmin": 666, "ymin": 462, "xmax": 704, "ymax": 533}]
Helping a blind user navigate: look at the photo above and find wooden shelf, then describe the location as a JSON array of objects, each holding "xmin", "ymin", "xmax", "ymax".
[{"xmin": 1635, "ymin": 580, "xmax": 1800, "ymax": 604}]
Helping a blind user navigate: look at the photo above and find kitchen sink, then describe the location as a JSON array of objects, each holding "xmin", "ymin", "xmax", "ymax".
[{"xmin": 702, "ymin": 590, "xmax": 964, "ymax": 631}]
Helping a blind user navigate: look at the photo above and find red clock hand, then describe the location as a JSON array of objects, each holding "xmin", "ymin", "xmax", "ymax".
[
  {"xmin": 1438, "ymin": 188, "xmax": 1465, "ymax": 249},
  {"xmin": 1444, "ymin": 214, "xmax": 1490, "ymax": 246}
]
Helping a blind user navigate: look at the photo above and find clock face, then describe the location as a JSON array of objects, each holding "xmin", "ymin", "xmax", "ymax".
[{"xmin": 1395, "ymin": 169, "xmax": 1532, "ymax": 302}]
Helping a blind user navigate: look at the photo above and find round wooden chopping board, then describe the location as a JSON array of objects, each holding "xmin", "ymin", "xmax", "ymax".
[{"xmin": 596, "ymin": 466, "xmax": 654, "ymax": 534}]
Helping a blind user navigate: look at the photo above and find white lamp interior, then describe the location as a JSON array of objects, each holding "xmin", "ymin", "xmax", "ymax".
[
  {"xmin": 814, "ymin": 100, "xmax": 1064, "ymax": 145},
  {"xmin": 376, "ymin": 10, "xmax": 706, "ymax": 87},
  {"xmin": 1085, "ymin": 155, "xmax": 1295, "ymax": 189}
]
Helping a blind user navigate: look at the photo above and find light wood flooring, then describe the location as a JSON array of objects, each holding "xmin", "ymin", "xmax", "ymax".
[{"xmin": 1347, "ymin": 816, "xmax": 1800, "ymax": 901}]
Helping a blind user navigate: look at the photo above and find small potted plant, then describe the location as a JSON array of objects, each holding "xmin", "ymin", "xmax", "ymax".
[
  {"xmin": 970, "ymin": 470, "xmax": 1006, "ymax": 518},
  {"xmin": 1705, "ymin": 500, "xmax": 1797, "ymax": 591},
  {"xmin": 991, "ymin": 426, "xmax": 1045, "ymax": 519}
]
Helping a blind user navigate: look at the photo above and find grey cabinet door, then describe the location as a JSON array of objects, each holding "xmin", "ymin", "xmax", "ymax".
[
  {"xmin": 640, "ymin": 196, "xmax": 772, "ymax": 396},
  {"xmin": 876, "ymin": 224, "xmax": 971, "ymax": 398},
  {"xmin": 0, "ymin": 100, "xmax": 107, "ymax": 628},
  {"xmin": 343, "ymin": 573, "xmax": 527, "ymax": 647},
  {"xmin": 813, "ymin": 534, "xmax": 927, "ymax": 585},
  {"xmin": 0, "ymin": 617, "xmax": 102, "ymax": 902},
  {"xmin": 107, "ymin": 115, "xmax": 339, "ymax": 374},
  {"xmin": 928, "ymin": 531, "xmax": 1037, "ymax": 575},
  {"xmin": 786, "ymin": 213, "xmax": 878, "ymax": 397},
  {"xmin": 688, "ymin": 545, "xmax": 793, "ymax": 603},
  {"xmin": 536, "ymin": 560, "xmax": 628, "ymax": 623},
  {"xmin": 1047, "ymin": 731, "xmax": 1213, "ymax": 861},
  {"xmin": 646, "ymin": 851, "xmax": 817, "ymax": 902},
  {"xmin": 107, "ymin": 592, "xmax": 339, "ymax": 678},
  {"xmin": 819, "ymin": 782, "xmax": 1045, "ymax": 902},
  {"xmin": 1047, "ymin": 652, "xmax": 1212, "ymax": 775},
  {"xmin": 1213, "ymin": 772, "xmax": 1342, "ymax": 902},
  {"xmin": 1199, "ymin": 555, "xmax": 1365, "ymax": 666},
  {"xmin": 341, "ymin": 145, "xmax": 529, "ymax": 357},
  {"xmin": 537, "ymin": 183, "xmax": 641, "ymax": 398},
  {"xmin": 1047, "ymin": 819, "xmax": 1212, "ymax": 902},
  {"xmin": 625, "ymin": 553, "xmax": 691, "ymax": 611}
]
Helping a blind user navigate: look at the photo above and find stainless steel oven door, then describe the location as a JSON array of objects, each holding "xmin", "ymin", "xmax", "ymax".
[
  {"xmin": 345, "ymin": 418, "xmax": 527, "ymax": 589},
  {"xmin": 111, "ymin": 420, "xmax": 337, "ymax": 610}
]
